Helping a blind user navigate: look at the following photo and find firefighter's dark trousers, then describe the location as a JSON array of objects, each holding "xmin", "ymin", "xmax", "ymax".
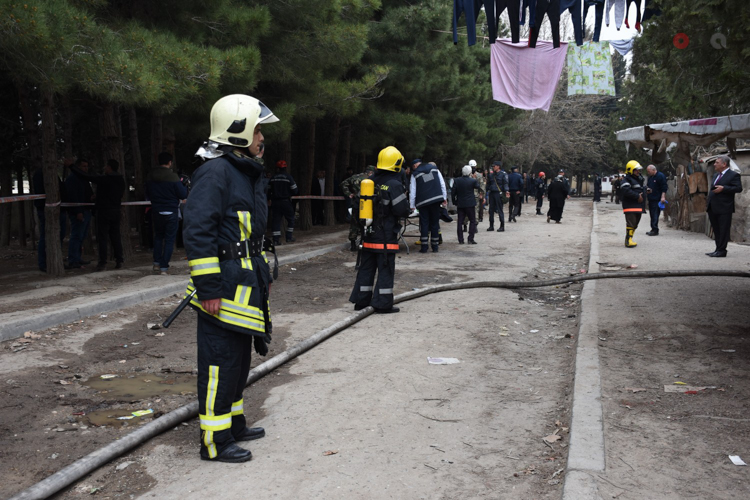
[
  {"xmin": 197, "ymin": 314, "xmax": 254, "ymax": 459},
  {"xmin": 349, "ymin": 250, "xmax": 396, "ymax": 310},
  {"xmin": 272, "ymin": 199, "xmax": 295, "ymax": 241}
]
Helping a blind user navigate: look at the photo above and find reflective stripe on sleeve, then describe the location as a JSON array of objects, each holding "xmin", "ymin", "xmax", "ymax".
[
  {"xmin": 189, "ymin": 257, "xmax": 220, "ymax": 276},
  {"xmin": 391, "ymin": 193, "xmax": 407, "ymax": 205}
]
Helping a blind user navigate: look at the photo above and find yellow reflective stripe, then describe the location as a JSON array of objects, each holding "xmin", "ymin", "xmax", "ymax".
[
  {"xmin": 206, "ymin": 365, "xmax": 219, "ymax": 417},
  {"xmin": 189, "ymin": 257, "xmax": 219, "ymax": 266},
  {"xmin": 215, "ymin": 309, "xmax": 265, "ymax": 332},
  {"xmin": 191, "ymin": 266, "xmax": 221, "ymax": 277},
  {"xmin": 238, "ymin": 211, "xmax": 250, "ymax": 240},
  {"xmin": 203, "ymin": 430, "xmax": 217, "ymax": 458},
  {"xmin": 231, "ymin": 399, "xmax": 244, "ymax": 416},
  {"xmin": 200, "ymin": 413, "xmax": 232, "ymax": 431}
]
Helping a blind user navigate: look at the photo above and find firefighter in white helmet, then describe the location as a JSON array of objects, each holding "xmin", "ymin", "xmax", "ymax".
[{"xmin": 184, "ymin": 94, "xmax": 278, "ymax": 463}]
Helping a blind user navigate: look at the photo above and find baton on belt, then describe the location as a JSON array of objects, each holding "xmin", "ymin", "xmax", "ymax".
[{"xmin": 162, "ymin": 289, "xmax": 196, "ymax": 328}]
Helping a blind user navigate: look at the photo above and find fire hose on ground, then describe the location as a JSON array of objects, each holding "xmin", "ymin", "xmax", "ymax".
[{"xmin": 8, "ymin": 269, "xmax": 750, "ymax": 500}]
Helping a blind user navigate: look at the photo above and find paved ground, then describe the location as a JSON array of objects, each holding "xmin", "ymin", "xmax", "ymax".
[{"xmin": 2, "ymin": 199, "xmax": 749, "ymax": 500}]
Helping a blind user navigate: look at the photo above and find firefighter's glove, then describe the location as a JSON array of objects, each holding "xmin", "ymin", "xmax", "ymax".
[{"xmin": 253, "ymin": 335, "xmax": 268, "ymax": 356}]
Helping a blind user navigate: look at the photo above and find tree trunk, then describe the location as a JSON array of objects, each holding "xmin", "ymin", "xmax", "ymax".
[
  {"xmin": 297, "ymin": 120, "xmax": 315, "ymax": 231},
  {"xmin": 0, "ymin": 164, "xmax": 11, "ymax": 246},
  {"xmin": 61, "ymin": 95, "xmax": 73, "ymax": 180},
  {"xmin": 41, "ymin": 90, "xmax": 65, "ymax": 276},
  {"xmin": 151, "ymin": 114, "xmax": 163, "ymax": 169},
  {"xmin": 99, "ymin": 102, "xmax": 133, "ymax": 261},
  {"xmin": 16, "ymin": 165, "xmax": 26, "ymax": 247},
  {"xmin": 17, "ymin": 83, "xmax": 42, "ymax": 252},
  {"xmin": 323, "ymin": 116, "xmax": 340, "ymax": 226},
  {"xmin": 129, "ymin": 108, "xmax": 147, "ymax": 247}
]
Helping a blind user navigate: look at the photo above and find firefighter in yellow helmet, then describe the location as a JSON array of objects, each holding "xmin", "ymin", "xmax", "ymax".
[
  {"xmin": 184, "ymin": 94, "xmax": 278, "ymax": 463},
  {"xmin": 349, "ymin": 146, "xmax": 410, "ymax": 313},
  {"xmin": 620, "ymin": 160, "xmax": 647, "ymax": 247}
]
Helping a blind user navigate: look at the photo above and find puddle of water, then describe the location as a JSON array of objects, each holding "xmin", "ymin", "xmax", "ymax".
[
  {"xmin": 83, "ymin": 373, "xmax": 196, "ymax": 400},
  {"xmin": 82, "ymin": 409, "xmax": 153, "ymax": 428}
]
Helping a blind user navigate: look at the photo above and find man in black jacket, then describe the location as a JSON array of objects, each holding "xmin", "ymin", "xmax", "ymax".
[
  {"xmin": 706, "ymin": 155, "xmax": 743, "ymax": 257},
  {"xmin": 350, "ymin": 146, "xmax": 410, "ymax": 313},
  {"xmin": 146, "ymin": 152, "xmax": 188, "ymax": 274},
  {"xmin": 452, "ymin": 165, "xmax": 479, "ymax": 244},
  {"xmin": 507, "ymin": 166, "xmax": 523, "ymax": 222},
  {"xmin": 486, "ymin": 161, "xmax": 510, "ymax": 232},
  {"xmin": 73, "ymin": 159, "xmax": 126, "ymax": 271}
]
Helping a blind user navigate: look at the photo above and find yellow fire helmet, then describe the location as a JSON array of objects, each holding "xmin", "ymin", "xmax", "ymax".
[
  {"xmin": 625, "ymin": 160, "xmax": 643, "ymax": 175},
  {"xmin": 376, "ymin": 146, "xmax": 404, "ymax": 173},
  {"xmin": 209, "ymin": 94, "xmax": 279, "ymax": 147}
]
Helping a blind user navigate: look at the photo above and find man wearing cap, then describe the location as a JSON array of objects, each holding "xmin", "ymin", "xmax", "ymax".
[
  {"xmin": 485, "ymin": 161, "xmax": 509, "ymax": 232},
  {"xmin": 268, "ymin": 160, "xmax": 299, "ymax": 245},
  {"xmin": 341, "ymin": 166, "xmax": 375, "ymax": 251},
  {"xmin": 410, "ymin": 160, "xmax": 447, "ymax": 253},
  {"xmin": 645, "ymin": 165, "xmax": 668, "ymax": 236}
]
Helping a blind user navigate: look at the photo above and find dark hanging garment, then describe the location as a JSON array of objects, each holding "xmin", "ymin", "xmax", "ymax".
[
  {"xmin": 583, "ymin": 0, "xmax": 605, "ymax": 42},
  {"xmin": 479, "ymin": 0, "xmax": 498, "ymax": 43},
  {"xmin": 453, "ymin": 0, "xmax": 480, "ymax": 46},
  {"xmin": 560, "ymin": 0, "xmax": 583, "ymax": 46},
  {"xmin": 529, "ymin": 0, "xmax": 561, "ymax": 49},
  {"xmin": 641, "ymin": 0, "xmax": 661, "ymax": 23},
  {"xmin": 496, "ymin": 0, "xmax": 522, "ymax": 44},
  {"xmin": 624, "ymin": 0, "xmax": 641, "ymax": 31}
]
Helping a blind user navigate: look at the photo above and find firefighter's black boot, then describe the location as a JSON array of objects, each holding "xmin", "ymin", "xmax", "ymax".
[{"xmin": 350, "ymin": 240, "xmax": 357, "ymax": 252}]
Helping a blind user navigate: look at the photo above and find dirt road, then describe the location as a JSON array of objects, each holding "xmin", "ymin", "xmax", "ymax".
[{"xmin": 1, "ymin": 201, "xmax": 588, "ymax": 500}]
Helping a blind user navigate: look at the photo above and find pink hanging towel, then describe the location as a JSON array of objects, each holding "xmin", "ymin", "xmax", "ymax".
[{"xmin": 490, "ymin": 38, "xmax": 568, "ymax": 112}]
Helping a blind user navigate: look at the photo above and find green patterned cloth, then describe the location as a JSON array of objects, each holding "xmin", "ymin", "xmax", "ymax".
[{"xmin": 567, "ymin": 42, "xmax": 615, "ymax": 96}]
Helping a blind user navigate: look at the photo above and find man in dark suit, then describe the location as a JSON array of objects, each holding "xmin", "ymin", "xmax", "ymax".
[{"xmin": 706, "ymin": 155, "xmax": 743, "ymax": 257}]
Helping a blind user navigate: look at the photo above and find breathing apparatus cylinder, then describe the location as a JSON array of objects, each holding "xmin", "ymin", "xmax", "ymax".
[{"xmin": 359, "ymin": 178, "xmax": 374, "ymax": 227}]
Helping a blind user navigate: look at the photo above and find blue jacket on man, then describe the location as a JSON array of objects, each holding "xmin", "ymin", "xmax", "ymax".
[
  {"xmin": 646, "ymin": 170, "xmax": 668, "ymax": 201},
  {"xmin": 508, "ymin": 172, "xmax": 524, "ymax": 192},
  {"xmin": 146, "ymin": 166, "xmax": 188, "ymax": 213}
]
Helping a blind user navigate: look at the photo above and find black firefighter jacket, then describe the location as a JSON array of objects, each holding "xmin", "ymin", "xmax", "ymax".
[
  {"xmin": 620, "ymin": 174, "xmax": 647, "ymax": 214},
  {"xmin": 183, "ymin": 151, "xmax": 272, "ymax": 337},
  {"xmin": 362, "ymin": 170, "xmax": 410, "ymax": 253}
]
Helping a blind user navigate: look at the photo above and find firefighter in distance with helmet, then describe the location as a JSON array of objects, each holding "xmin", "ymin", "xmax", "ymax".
[
  {"xmin": 349, "ymin": 146, "xmax": 410, "ymax": 313},
  {"xmin": 620, "ymin": 160, "xmax": 648, "ymax": 248}
]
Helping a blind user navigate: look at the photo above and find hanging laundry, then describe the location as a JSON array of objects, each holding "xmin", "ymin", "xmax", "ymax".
[
  {"xmin": 529, "ymin": 0, "xmax": 561, "ymax": 48},
  {"xmin": 609, "ymin": 38, "xmax": 634, "ymax": 56},
  {"xmin": 584, "ymin": 0, "xmax": 605, "ymax": 42},
  {"xmin": 604, "ymin": 0, "xmax": 626, "ymax": 30},
  {"xmin": 641, "ymin": 0, "xmax": 661, "ymax": 23},
  {"xmin": 520, "ymin": 0, "xmax": 532, "ymax": 26},
  {"xmin": 453, "ymin": 0, "xmax": 480, "ymax": 46},
  {"xmin": 624, "ymin": 0, "xmax": 641, "ymax": 32},
  {"xmin": 481, "ymin": 0, "xmax": 498, "ymax": 43},
  {"xmin": 567, "ymin": 42, "xmax": 615, "ymax": 96},
  {"xmin": 490, "ymin": 38, "xmax": 568, "ymax": 111},
  {"xmin": 560, "ymin": 0, "xmax": 583, "ymax": 46},
  {"xmin": 496, "ymin": 0, "xmax": 522, "ymax": 44}
]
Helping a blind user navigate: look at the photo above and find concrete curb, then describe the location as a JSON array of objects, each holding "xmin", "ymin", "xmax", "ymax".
[
  {"xmin": 0, "ymin": 243, "xmax": 346, "ymax": 343},
  {"xmin": 563, "ymin": 204, "xmax": 606, "ymax": 499}
]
